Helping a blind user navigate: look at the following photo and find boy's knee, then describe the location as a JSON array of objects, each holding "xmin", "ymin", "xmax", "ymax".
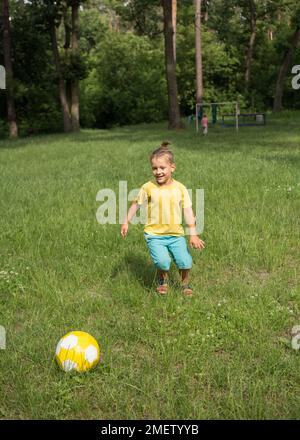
[
  {"xmin": 155, "ymin": 256, "xmax": 171, "ymax": 271},
  {"xmin": 175, "ymin": 254, "xmax": 193, "ymax": 270}
]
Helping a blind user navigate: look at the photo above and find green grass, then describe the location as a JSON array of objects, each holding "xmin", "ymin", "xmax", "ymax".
[{"xmin": 0, "ymin": 114, "xmax": 299, "ymax": 419}]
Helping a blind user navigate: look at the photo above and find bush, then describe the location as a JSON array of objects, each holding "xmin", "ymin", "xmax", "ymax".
[
  {"xmin": 0, "ymin": 119, "xmax": 9, "ymax": 139},
  {"xmin": 80, "ymin": 32, "xmax": 168, "ymax": 128}
]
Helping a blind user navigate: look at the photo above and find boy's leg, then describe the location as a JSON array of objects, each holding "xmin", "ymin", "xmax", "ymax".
[
  {"xmin": 144, "ymin": 235, "xmax": 171, "ymax": 294},
  {"xmin": 167, "ymin": 237, "xmax": 193, "ymax": 295},
  {"xmin": 157, "ymin": 269, "xmax": 168, "ymax": 282},
  {"xmin": 156, "ymin": 269, "xmax": 169, "ymax": 294},
  {"xmin": 179, "ymin": 269, "xmax": 190, "ymax": 285},
  {"xmin": 179, "ymin": 269, "xmax": 193, "ymax": 295},
  {"xmin": 167, "ymin": 237, "xmax": 192, "ymax": 271}
]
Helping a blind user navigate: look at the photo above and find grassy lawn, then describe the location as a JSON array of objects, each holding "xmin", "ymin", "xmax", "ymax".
[{"xmin": 0, "ymin": 114, "xmax": 299, "ymax": 419}]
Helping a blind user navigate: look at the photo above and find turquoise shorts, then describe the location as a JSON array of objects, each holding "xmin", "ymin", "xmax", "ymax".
[{"xmin": 144, "ymin": 234, "xmax": 192, "ymax": 271}]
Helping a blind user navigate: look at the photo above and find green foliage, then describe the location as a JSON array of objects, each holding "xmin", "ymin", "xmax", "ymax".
[
  {"xmin": 81, "ymin": 31, "xmax": 167, "ymax": 128},
  {"xmin": 2, "ymin": 0, "xmax": 300, "ymax": 136},
  {"xmin": 113, "ymin": 0, "xmax": 163, "ymax": 38},
  {"xmin": 177, "ymin": 21, "xmax": 240, "ymax": 113},
  {"xmin": 0, "ymin": 0, "xmax": 63, "ymax": 135},
  {"xmin": 60, "ymin": 51, "xmax": 88, "ymax": 81},
  {"xmin": 0, "ymin": 120, "xmax": 9, "ymax": 139}
]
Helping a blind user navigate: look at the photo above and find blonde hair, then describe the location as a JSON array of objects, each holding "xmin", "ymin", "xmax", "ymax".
[{"xmin": 150, "ymin": 141, "xmax": 174, "ymax": 164}]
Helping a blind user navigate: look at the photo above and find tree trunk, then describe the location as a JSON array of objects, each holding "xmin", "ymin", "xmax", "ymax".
[
  {"xmin": 2, "ymin": 0, "xmax": 18, "ymax": 138},
  {"xmin": 172, "ymin": 0, "xmax": 177, "ymax": 62},
  {"xmin": 245, "ymin": 1, "xmax": 257, "ymax": 88},
  {"xmin": 71, "ymin": 0, "xmax": 80, "ymax": 131},
  {"xmin": 273, "ymin": 26, "xmax": 300, "ymax": 112},
  {"xmin": 195, "ymin": 0, "xmax": 203, "ymax": 104},
  {"xmin": 63, "ymin": 3, "xmax": 72, "ymax": 112},
  {"xmin": 162, "ymin": 0, "xmax": 182, "ymax": 129},
  {"xmin": 49, "ymin": 19, "xmax": 72, "ymax": 132}
]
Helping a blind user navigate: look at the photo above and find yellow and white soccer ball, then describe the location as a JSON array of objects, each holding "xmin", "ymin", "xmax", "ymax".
[{"xmin": 55, "ymin": 331, "xmax": 100, "ymax": 373}]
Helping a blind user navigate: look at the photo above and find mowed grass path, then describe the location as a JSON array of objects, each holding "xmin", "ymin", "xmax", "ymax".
[{"xmin": 0, "ymin": 115, "xmax": 299, "ymax": 419}]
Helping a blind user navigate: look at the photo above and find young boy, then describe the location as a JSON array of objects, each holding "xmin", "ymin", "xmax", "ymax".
[
  {"xmin": 121, "ymin": 142, "xmax": 205, "ymax": 296},
  {"xmin": 201, "ymin": 114, "xmax": 208, "ymax": 135}
]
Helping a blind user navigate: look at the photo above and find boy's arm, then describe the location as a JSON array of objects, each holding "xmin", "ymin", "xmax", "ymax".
[
  {"xmin": 121, "ymin": 202, "xmax": 139, "ymax": 238},
  {"xmin": 183, "ymin": 206, "xmax": 205, "ymax": 249}
]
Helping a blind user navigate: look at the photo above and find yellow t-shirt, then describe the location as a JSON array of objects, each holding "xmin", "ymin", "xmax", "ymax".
[{"xmin": 134, "ymin": 179, "xmax": 192, "ymax": 236}]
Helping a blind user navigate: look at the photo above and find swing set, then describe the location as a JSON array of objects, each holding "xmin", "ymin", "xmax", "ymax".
[
  {"xmin": 195, "ymin": 101, "xmax": 239, "ymax": 132},
  {"xmin": 191, "ymin": 100, "xmax": 266, "ymax": 132}
]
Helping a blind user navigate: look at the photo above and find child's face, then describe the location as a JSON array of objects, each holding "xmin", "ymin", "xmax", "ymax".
[{"xmin": 151, "ymin": 156, "xmax": 175, "ymax": 185}]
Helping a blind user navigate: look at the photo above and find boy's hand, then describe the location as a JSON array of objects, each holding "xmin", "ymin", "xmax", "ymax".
[
  {"xmin": 189, "ymin": 235, "xmax": 205, "ymax": 250},
  {"xmin": 121, "ymin": 223, "xmax": 128, "ymax": 238}
]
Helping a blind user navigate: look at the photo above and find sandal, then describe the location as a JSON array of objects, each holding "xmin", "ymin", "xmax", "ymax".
[
  {"xmin": 182, "ymin": 284, "xmax": 193, "ymax": 297},
  {"xmin": 156, "ymin": 279, "xmax": 168, "ymax": 295}
]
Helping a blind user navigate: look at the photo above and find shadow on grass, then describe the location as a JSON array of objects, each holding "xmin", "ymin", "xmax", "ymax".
[
  {"xmin": 1, "ymin": 118, "xmax": 299, "ymax": 157},
  {"xmin": 0, "ymin": 137, "xmax": 33, "ymax": 150},
  {"xmin": 0, "ymin": 132, "xmax": 72, "ymax": 150},
  {"xmin": 125, "ymin": 253, "xmax": 156, "ymax": 290},
  {"xmin": 111, "ymin": 250, "xmax": 183, "ymax": 293},
  {"xmin": 75, "ymin": 122, "xmax": 300, "ymax": 156},
  {"xmin": 0, "ymin": 128, "xmax": 165, "ymax": 150},
  {"xmin": 111, "ymin": 251, "xmax": 156, "ymax": 290}
]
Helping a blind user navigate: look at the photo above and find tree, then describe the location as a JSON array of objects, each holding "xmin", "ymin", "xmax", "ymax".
[
  {"xmin": 34, "ymin": 0, "xmax": 86, "ymax": 132},
  {"xmin": 273, "ymin": 25, "xmax": 300, "ymax": 111},
  {"xmin": 172, "ymin": 0, "xmax": 176, "ymax": 61},
  {"xmin": 273, "ymin": 3, "xmax": 300, "ymax": 111},
  {"xmin": 161, "ymin": 0, "xmax": 182, "ymax": 129},
  {"xmin": 112, "ymin": 0, "xmax": 162, "ymax": 38},
  {"xmin": 2, "ymin": 0, "xmax": 18, "ymax": 137},
  {"xmin": 70, "ymin": 0, "xmax": 80, "ymax": 130},
  {"xmin": 238, "ymin": 0, "xmax": 283, "ymax": 93},
  {"xmin": 49, "ymin": 5, "xmax": 73, "ymax": 132},
  {"xmin": 244, "ymin": 0, "xmax": 258, "ymax": 88},
  {"xmin": 194, "ymin": 0, "xmax": 203, "ymax": 104}
]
